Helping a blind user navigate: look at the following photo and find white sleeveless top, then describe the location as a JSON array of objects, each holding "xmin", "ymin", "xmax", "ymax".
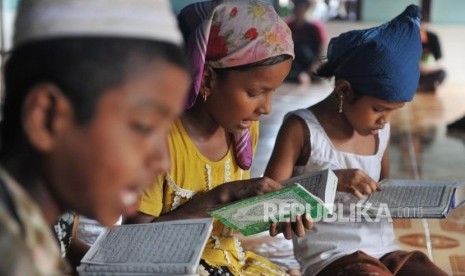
[{"xmin": 289, "ymin": 109, "xmax": 399, "ymax": 275}]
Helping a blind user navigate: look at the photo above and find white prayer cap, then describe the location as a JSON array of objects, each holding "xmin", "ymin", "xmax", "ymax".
[{"xmin": 13, "ymin": 0, "xmax": 183, "ymax": 47}]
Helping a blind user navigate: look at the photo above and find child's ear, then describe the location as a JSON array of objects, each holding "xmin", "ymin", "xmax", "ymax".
[
  {"xmin": 334, "ymin": 79, "xmax": 352, "ymax": 97},
  {"xmin": 200, "ymin": 65, "xmax": 216, "ymax": 98},
  {"xmin": 22, "ymin": 84, "xmax": 74, "ymax": 153}
]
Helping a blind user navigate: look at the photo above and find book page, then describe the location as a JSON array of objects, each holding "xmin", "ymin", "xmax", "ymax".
[
  {"xmin": 282, "ymin": 169, "xmax": 331, "ymax": 200},
  {"xmin": 209, "ymin": 184, "xmax": 329, "ymax": 236},
  {"xmin": 359, "ymin": 179, "xmax": 458, "ymax": 218},
  {"xmin": 360, "ymin": 179, "xmax": 458, "ymax": 218},
  {"xmin": 208, "ymin": 170, "xmax": 337, "ymax": 236},
  {"xmin": 79, "ymin": 218, "xmax": 213, "ymax": 274},
  {"xmin": 455, "ymin": 186, "xmax": 465, "ymax": 208}
]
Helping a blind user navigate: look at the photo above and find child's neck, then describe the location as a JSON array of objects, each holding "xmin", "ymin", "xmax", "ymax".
[
  {"xmin": 312, "ymin": 98, "xmax": 379, "ymax": 155},
  {"xmin": 312, "ymin": 97, "xmax": 355, "ymax": 138},
  {"xmin": 1, "ymin": 156, "xmax": 61, "ymax": 226},
  {"xmin": 182, "ymin": 104, "xmax": 225, "ymax": 140},
  {"xmin": 182, "ymin": 106, "xmax": 231, "ymax": 162}
]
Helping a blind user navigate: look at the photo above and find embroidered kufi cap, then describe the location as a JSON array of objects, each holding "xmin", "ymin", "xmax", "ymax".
[{"xmin": 14, "ymin": 0, "xmax": 182, "ymax": 47}]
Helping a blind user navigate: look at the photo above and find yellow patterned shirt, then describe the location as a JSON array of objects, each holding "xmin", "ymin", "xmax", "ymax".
[{"xmin": 139, "ymin": 120, "xmax": 287, "ymax": 276}]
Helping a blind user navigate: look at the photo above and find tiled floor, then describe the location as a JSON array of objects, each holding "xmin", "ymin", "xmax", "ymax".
[
  {"xmin": 246, "ymin": 22, "xmax": 465, "ymax": 275},
  {"xmin": 389, "ymin": 88, "xmax": 465, "ymax": 276}
]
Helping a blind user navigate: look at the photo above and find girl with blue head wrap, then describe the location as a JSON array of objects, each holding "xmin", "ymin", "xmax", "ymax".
[{"xmin": 265, "ymin": 5, "xmax": 448, "ymax": 275}]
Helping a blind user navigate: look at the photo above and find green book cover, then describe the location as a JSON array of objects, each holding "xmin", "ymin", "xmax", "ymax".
[{"xmin": 208, "ymin": 183, "xmax": 332, "ymax": 236}]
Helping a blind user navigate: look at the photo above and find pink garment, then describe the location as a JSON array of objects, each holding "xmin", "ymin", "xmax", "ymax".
[{"xmin": 179, "ymin": 0, "xmax": 294, "ymax": 170}]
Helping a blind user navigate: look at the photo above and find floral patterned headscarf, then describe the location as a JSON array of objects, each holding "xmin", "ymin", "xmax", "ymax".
[{"xmin": 179, "ymin": 0, "xmax": 294, "ymax": 170}]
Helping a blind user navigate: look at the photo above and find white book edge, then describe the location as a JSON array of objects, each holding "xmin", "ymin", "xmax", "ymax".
[
  {"xmin": 77, "ymin": 218, "xmax": 213, "ymax": 275},
  {"xmin": 282, "ymin": 169, "xmax": 338, "ymax": 215}
]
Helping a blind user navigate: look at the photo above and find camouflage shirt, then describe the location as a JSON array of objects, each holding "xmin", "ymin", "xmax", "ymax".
[{"xmin": 0, "ymin": 167, "xmax": 68, "ymax": 275}]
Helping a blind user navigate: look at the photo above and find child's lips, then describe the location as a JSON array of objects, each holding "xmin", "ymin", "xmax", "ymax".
[
  {"xmin": 240, "ymin": 120, "xmax": 252, "ymax": 129},
  {"xmin": 371, "ymin": 124, "xmax": 385, "ymax": 135},
  {"xmin": 120, "ymin": 188, "xmax": 142, "ymax": 214}
]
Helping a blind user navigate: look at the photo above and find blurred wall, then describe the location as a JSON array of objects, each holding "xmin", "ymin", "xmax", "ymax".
[
  {"xmin": 362, "ymin": 0, "xmax": 465, "ymax": 24},
  {"xmin": 170, "ymin": 0, "xmax": 275, "ymax": 14},
  {"xmin": 361, "ymin": 0, "xmax": 420, "ymax": 22},
  {"xmin": 431, "ymin": 0, "xmax": 465, "ymax": 24},
  {"xmin": 1, "ymin": 0, "xmax": 20, "ymax": 50},
  {"xmin": 170, "ymin": 0, "xmax": 209, "ymax": 14}
]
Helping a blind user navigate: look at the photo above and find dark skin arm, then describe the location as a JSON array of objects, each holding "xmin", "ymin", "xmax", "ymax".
[
  {"xmin": 265, "ymin": 115, "xmax": 314, "ymax": 239},
  {"xmin": 125, "ymin": 175, "xmax": 312, "ymax": 238},
  {"xmin": 124, "ymin": 177, "xmax": 283, "ymax": 224},
  {"xmin": 64, "ymin": 215, "xmax": 90, "ymax": 275},
  {"xmin": 334, "ymin": 138, "xmax": 390, "ymax": 199},
  {"xmin": 265, "ymin": 111, "xmax": 387, "ymax": 238},
  {"xmin": 268, "ymin": 111, "xmax": 384, "ymax": 198},
  {"xmin": 66, "ymin": 239, "xmax": 90, "ymax": 275},
  {"xmin": 265, "ymin": 115, "xmax": 306, "ymax": 182},
  {"xmin": 332, "ymin": 169, "xmax": 381, "ymax": 199}
]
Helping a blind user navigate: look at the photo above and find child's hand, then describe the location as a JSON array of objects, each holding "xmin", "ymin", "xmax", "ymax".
[
  {"xmin": 215, "ymin": 177, "xmax": 283, "ymax": 203},
  {"xmin": 174, "ymin": 177, "xmax": 282, "ymax": 218},
  {"xmin": 269, "ymin": 214, "xmax": 313, "ymax": 239},
  {"xmin": 333, "ymin": 169, "xmax": 381, "ymax": 199}
]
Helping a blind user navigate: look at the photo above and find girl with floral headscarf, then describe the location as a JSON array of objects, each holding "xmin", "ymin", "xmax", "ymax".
[{"xmin": 128, "ymin": 1, "xmax": 311, "ymax": 275}]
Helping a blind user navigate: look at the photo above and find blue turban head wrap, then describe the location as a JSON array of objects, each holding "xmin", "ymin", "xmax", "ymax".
[{"xmin": 317, "ymin": 5, "xmax": 422, "ymax": 102}]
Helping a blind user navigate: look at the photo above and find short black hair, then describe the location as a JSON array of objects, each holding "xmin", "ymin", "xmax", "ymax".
[{"xmin": 0, "ymin": 37, "xmax": 188, "ymax": 157}]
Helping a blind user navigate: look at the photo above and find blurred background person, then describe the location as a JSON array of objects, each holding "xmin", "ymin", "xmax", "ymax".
[
  {"xmin": 286, "ymin": 0, "xmax": 325, "ymax": 84},
  {"xmin": 417, "ymin": 21, "xmax": 447, "ymax": 92},
  {"xmin": 305, "ymin": 0, "xmax": 329, "ymax": 21}
]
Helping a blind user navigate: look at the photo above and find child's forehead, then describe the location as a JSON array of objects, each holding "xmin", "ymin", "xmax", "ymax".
[{"xmin": 363, "ymin": 95, "xmax": 407, "ymax": 108}]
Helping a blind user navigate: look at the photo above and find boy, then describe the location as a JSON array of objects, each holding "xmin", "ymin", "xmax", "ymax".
[{"xmin": 0, "ymin": 0, "xmax": 189, "ymax": 274}]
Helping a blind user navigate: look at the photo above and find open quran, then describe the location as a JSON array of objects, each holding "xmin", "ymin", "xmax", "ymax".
[
  {"xmin": 209, "ymin": 169, "xmax": 338, "ymax": 236},
  {"xmin": 77, "ymin": 218, "xmax": 213, "ymax": 275},
  {"xmin": 359, "ymin": 179, "xmax": 465, "ymax": 219}
]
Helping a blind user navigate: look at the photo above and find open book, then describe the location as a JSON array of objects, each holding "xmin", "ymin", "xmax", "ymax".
[
  {"xmin": 208, "ymin": 169, "xmax": 338, "ymax": 236},
  {"xmin": 77, "ymin": 218, "xmax": 213, "ymax": 276},
  {"xmin": 358, "ymin": 179, "xmax": 465, "ymax": 219}
]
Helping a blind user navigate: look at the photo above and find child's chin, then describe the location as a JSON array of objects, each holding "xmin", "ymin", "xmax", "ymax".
[
  {"xmin": 356, "ymin": 129, "xmax": 372, "ymax": 136},
  {"xmin": 122, "ymin": 203, "xmax": 140, "ymax": 217},
  {"xmin": 94, "ymin": 211, "xmax": 123, "ymax": 227}
]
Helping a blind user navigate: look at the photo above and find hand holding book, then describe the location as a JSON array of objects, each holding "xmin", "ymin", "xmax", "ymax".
[
  {"xmin": 209, "ymin": 169, "xmax": 338, "ymax": 236},
  {"xmin": 155, "ymin": 177, "xmax": 283, "ymax": 221},
  {"xmin": 269, "ymin": 212, "xmax": 313, "ymax": 239},
  {"xmin": 333, "ymin": 169, "xmax": 382, "ymax": 199},
  {"xmin": 209, "ymin": 168, "xmax": 465, "ymax": 235},
  {"xmin": 358, "ymin": 179, "xmax": 465, "ymax": 218},
  {"xmin": 146, "ymin": 176, "xmax": 311, "ymax": 239}
]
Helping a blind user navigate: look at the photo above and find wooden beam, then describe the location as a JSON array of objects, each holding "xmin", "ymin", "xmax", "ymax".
[{"xmin": 422, "ymin": 0, "xmax": 432, "ymax": 22}]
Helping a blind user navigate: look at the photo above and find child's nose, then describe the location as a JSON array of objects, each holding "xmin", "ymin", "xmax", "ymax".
[
  {"xmin": 378, "ymin": 114, "xmax": 392, "ymax": 125},
  {"xmin": 147, "ymin": 140, "xmax": 171, "ymax": 177},
  {"xmin": 378, "ymin": 117, "xmax": 386, "ymax": 125},
  {"xmin": 384, "ymin": 111, "xmax": 396, "ymax": 124},
  {"xmin": 257, "ymin": 92, "xmax": 272, "ymax": 115}
]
